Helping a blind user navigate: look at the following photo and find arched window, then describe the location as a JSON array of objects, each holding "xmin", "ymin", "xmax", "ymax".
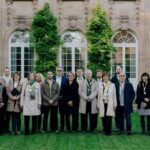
[
  {"xmin": 9, "ymin": 31, "xmax": 35, "ymax": 78},
  {"xmin": 112, "ymin": 31, "xmax": 138, "ymax": 89},
  {"xmin": 59, "ymin": 31, "xmax": 87, "ymax": 75}
]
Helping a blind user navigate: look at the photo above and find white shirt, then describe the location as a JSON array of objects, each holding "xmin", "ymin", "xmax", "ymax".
[
  {"xmin": 14, "ymin": 81, "xmax": 19, "ymax": 88},
  {"xmin": 77, "ymin": 77, "xmax": 83, "ymax": 84},
  {"xmin": 2, "ymin": 76, "xmax": 11, "ymax": 86},
  {"xmin": 97, "ymin": 78, "xmax": 103, "ymax": 89},
  {"xmin": 119, "ymin": 82, "xmax": 125, "ymax": 106},
  {"xmin": 56, "ymin": 76, "xmax": 62, "ymax": 89}
]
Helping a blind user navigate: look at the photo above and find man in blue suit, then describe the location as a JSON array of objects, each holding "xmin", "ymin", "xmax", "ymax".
[
  {"xmin": 115, "ymin": 71, "xmax": 135, "ymax": 135},
  {"xmin": 53, "ymin": 67, "xmax": 67, "ymax": 131}
]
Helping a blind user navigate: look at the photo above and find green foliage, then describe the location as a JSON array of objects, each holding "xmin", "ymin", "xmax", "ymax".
[
  {"xmin": 30, "ymin": 3, "xmax": 60, "ymax": 76},
  {"xmin": 86, "ymin": 4, "xmax": 116, "ymax": 76}
]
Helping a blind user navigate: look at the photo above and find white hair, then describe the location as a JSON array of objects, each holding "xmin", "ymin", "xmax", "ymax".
[{"xmin": 85, "ymin": 69, "xmax": 92, "ymax": 77}]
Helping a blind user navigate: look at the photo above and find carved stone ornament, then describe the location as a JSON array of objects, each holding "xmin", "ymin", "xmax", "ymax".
[
  {"xmin": 6, "ymin": 0, "xmax": 13, "ymax": 4},
  {"xmin": 6, "ymin": 0, "xmax": 13, "ymax": 26},
  {"xmin": 68, "ymin": 16, "xmax": 78, "ymax": 29},
  {"xmin": 17, "ymin": 16, "xmax": 26, "ymax": 31},
  {"xmin": 120, "ymin": 16, "xmax": 129, "ymax": 30}
]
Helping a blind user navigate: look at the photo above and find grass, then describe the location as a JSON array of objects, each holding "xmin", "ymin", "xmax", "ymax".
[{"xmin": 0, "ymin": 112, "xmax": 150, "ymax": 150}]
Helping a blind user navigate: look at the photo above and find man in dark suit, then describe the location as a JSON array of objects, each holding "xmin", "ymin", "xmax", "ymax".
[
  {"xmin": 115, "ymin": 71, "xmax": 135, "ymax": 135},
  {"xmin": 111, "ymin": 66, "xmax": 129, "ymax": 131},
  {"xmin": 53, "ymin": 67, "xmax": 67, "ymax": 131}
]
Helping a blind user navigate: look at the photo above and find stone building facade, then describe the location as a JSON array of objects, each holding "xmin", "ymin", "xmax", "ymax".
[{"xmin": 0, "ymin": 0, "xmax": 150, "ymax": 88}]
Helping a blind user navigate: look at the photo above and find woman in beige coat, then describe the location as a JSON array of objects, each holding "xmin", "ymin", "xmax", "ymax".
[
  {"xmin": 7, "ymin": 72, "xmax": 22, "ymax": 135},
  {"xmin": 97, "ymin": 72, "xmax": 117, "ymax": 135},
  {"xmin": 21, "ymin": 72, "xmax": 41, "ymax": 135},
  {"xmin": 79, "ymin": 69, "xmax": 98, "ymax": 133}
]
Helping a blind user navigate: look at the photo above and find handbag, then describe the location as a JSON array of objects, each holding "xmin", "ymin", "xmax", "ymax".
[{"xmin": 11, "ymin": 88, "xmax": 20, "ymax": 96}]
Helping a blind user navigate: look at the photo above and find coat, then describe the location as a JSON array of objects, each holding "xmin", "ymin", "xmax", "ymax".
[
  {"xmin": 0, "ymin": 85, "xmax": 7, "ymax": 112},
  {"xmin": 97, "ymin": 82, "xmax": 117, "ymax": 117},
  {"xmin": 115, "ymin": 81, "xmax": 135, "ymax": 113},
  {"xmin": 41, "ymin": 80, "xmax": 60, "ymax": 106},
  {"xmin": 20, "ymin": 81, "xmax": 41, "ymax": 116},
  {"xmin": 79, "ymin": 79, "xmax": 98, "ymax": 114},
  {"xmin": 135, "ymin": 81, "xmax": 150, "ymax": 109},
  {"xmin": 62, "ymin": 79, "xmax": 79, "ymax": 113},
  {"xmin": 53, "ymin": 76, "xmax": 67, "ymax": 96},
  {"xmin": 6, "ymin": 81, "xmax": 22, "ymax": 113}
]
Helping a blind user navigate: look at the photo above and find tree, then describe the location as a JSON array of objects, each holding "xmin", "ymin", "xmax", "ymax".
[
  {"xmin": 30, "ymin": 3, "xmax": 60, "ymax": 75},
  {"xmin": 86, "ymin": 4, "xmax": 116, "ymax": 76}
]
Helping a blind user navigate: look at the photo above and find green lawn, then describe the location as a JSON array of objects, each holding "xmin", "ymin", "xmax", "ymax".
[{"xmin": 0, "ymin": 112, "xmax": 150, "ymax": 150}]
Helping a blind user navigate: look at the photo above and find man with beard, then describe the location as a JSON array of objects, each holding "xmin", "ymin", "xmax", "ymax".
[{"xmin": 41, "ymin": 71, "xmax": 60, "ymax": 133}]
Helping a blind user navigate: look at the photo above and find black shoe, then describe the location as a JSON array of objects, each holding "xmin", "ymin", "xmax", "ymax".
[
  {"xmin": 127, "ymin": 131, "xmax": 132, "ymax": 135},
  {"xmin": 81, "ymin": 130, "xmax": 87, "ymax": 133},
  {"xmin": 24, "ymin": 133, "xmax": 29, "ymax": 136},
  {"xmin": 147, "ymin": 131, "xmax": 150, "ymax": 136},
  {"xmin": 142, "ymin": 130, "xmax": 146, "ymax": 134},
  {"xmin": 115, "ymin": 128, "xmax": 119, "ymax": 133},
  {"xmin": 91, "ymin": 129, "xmax": 97, "ymax": 134},
  {"xmin": 118, "ymin": 130, "xmax": 124, "ymax": 135},
  {"xmin": 55, "ymin": 130, "xmax": 59, "ymax": 134},
  {"xmin": 105, "ymin": 133, "xmax": 111, "ymax": 136}
]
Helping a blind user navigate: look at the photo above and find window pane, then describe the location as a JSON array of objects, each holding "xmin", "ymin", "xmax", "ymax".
[
  {"xmin": 24, "ymin": 47, "xmax": 35, "ymax": 77},
  {"xmin": 62, "ymin": 47, "xmax": 72, "ymax": 75},
  {"xmin": 11, "ymin": 47, "xmax": 21, "ymax": 74}
]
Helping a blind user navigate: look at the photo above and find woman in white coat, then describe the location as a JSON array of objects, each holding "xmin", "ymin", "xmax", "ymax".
[
  {"xmin": 21, "ymin": 72, "xmax": 41, "ymax": 135},
  {"xmin": 97, "ymin": 72, "xmax": 117, "ymax": 135}
]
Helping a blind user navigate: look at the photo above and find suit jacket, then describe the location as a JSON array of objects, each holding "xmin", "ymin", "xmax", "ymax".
[
  {"xmin": 115, "ymin": 81, "xmax": 135, "ymax": 113},
  {"xmin": 41, "ymin": 80, "xmax": 60, "ymax": 106},
  {"xmin": 53, "ymin": 76, "xmax": 67, "ymax": 96}
]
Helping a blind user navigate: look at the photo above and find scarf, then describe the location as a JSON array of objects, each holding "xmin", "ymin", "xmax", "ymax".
[{"xmin": 28, "ymin": 80, "xmax": 36, "ymax": 100}]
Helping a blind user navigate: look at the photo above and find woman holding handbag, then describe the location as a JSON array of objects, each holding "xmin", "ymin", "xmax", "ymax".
[
  {"xmin": 6, "ymin": 72, "xmax": 22, "ymax": 135},
  {"xmin": 136, "ymin": 72, "xmax": 150, "ymax": 135}
]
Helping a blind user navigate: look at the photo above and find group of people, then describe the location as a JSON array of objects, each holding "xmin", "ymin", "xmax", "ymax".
[{"xmin": 0, "ymin": 66, "xmax": 150, "ymax": 136}]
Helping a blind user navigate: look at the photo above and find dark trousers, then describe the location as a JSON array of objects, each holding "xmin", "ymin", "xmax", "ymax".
[
  {"xmin": 59, "ymin": 102, "xmax": 65, "ymax": 130},
  {"xmin": 11, "ymin": 112, "xmax": 21, "ymax": 132},
  {"xmin": 102, "ymin": 104, "xmax": 112, "ymax": 135},
  {"xmin": 140, "ymin": 115, "xmax": 150, "ymax": 133},
  {"xmin": 81, "ymin": 102, "xmax": 98, "ymax": 132},
  {"xmin": 115, "ymin": 111, "xmax": 120, "ymax": 130},
  {"xmin": 5, "ymin": 111, "xmax": 10, "ymax": 132},
  {"xmin": 37, "ymin": 115, "xmax": 42, "ymax": 131},
  {"xmin": 43, "ymin": 106, "xmax": 58, "ymax": 132},
  {"xmin": 24, "ymin": 116, "xmax": 37, "ymax": 135},
  {"xmin": 0, "ymin": 108, "xmax": 5, "ymax": 134},
  {"xmin": 116, "ymin": 106, "xmax": 132, "ymax": 132},
  {"xmin": 65, "ymin": 107, "xmax": 79, "ymax": 131}
]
